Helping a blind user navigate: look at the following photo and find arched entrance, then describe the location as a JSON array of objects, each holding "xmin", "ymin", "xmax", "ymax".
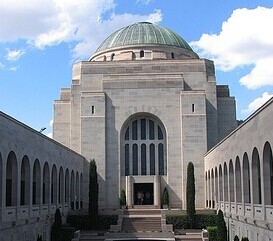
[{"xmin": 121, "ymin": 113, "xmax": 167, "ymax": 208}]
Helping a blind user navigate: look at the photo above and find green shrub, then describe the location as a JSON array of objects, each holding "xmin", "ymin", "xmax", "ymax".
[
  {"xmin": 120, "ymin": 189, "xmax": 126, "ymax": 206},
  {"xmin": 216, "ymin": 210, "xmax": 227, "ymax": 241},
  {"xmin": 186, "ymin": 162, "xmax": 195, "ymax": 217},
  {"xmin": 207, "ymin": 226, "xmax": 217, "ymax": 241},
  {"xmin": 241, "ymin": 238, "xmax": 249, "ymax": 241},
  {"xmin": 162, "ymin": 187, "xmax": 169, "ymax": 207},
  {"xmin": 234, "ymin": 235, "xmax": 239, "ymax": 241},
  {"xmin": 166, "ymin": 213, "xmax": 217, "ymax": 229},
  {"xmin": 61, "ymin": 226, "xmax": 76, "ymax": 241}
]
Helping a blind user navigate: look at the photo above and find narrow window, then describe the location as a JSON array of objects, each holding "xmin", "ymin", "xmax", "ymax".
[
  {"xmin": 103, "ymin": 56, "xmax": 106, "ymax": 61},
  {"xmin": 125, "ymin": 127, "xmax": 129, "ymax": 140},
  {"xmin": 141, "ymin": 119, "xmax": 146, "ymax": 140},
  {"xmin": 192, "ymin": 104, "xmax": 195, "ymax": 113},
  {"xmin": 132, "ymin": 120, "xmax": 138, "ymax": 140},
  {"xmin": 158, "ymin": 126, "xmax": 163, "ymax": 140},
  {"xmin": 141, "ymin": 144, "xmax": 146, "ymax": 175},
  {"xmin": 150, "ymin": 144, "xmax": 155, "ymax": 175},
  {"xmin": 158, "ymin": 143, "xmax": 164, "ymax": 175},
  {"xmin": 133, "ymin": 144, "xmax": 138, "ymax": 175},
  {"xmin": 149, "ymin": 120, "xmax": 154, "ymax": 140},
  {"xmin": 125, "ymin": 144, "xmax": 129, "ymax": 175},
  {"xmin": 91, "ymin": 106, "xmax": 95, "ymax": 114},
  {"xmin": 140, "ymin": 50, "xmax": 144, "ymax": 58},
  {"xmin": 171, "ymin": 52, "xmax": 174, "ymax": 59}
]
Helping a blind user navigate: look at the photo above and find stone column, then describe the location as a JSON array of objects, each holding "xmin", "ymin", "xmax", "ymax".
[
  {"xmin": 154, "ymin": 175, "xmax": 160, "ymax": 207},
  {"xmin": 126, "ymin": 176, "xmax": 132, "ymax": 208}
]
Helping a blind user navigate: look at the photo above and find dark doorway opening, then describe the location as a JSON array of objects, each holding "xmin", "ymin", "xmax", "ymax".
[{"xmin": 134, "ymin": 183, "xmax": 153, "ymax": 205}]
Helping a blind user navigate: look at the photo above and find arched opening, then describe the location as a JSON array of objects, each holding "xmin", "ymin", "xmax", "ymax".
[
  {"xmin": 132, "ymin": 52, "xmax": 136, "ymax": 60},
  {"xmin": 103, "ymin": 55, "xmax": 106, "ymax": 61},
  {"xmin": 219, "ymin": 165, "xmax": 223, "ymax": 201},
  {"xmin": 229, "ymin": 160, "xmax": 235, "ymax": 202},
  {"xmin": 43, "ymin": 162, "xmax": 50, "ymax": 204},
  {"xmin": 20, "ymin": 155, "xmax": 30, "ymax": 205},
  {"xmin": 224, "ymin": 163, "xmax": 228, "ymax": 201},
  {"xmin": 59, "ymin": 167, "xmax": 64, "ymax": 203},
  {"xmin": 70, "ymin": 171, "xmax": 75, "ymax": 210},
  {"xmin": 263, "ymin": 142, "xmax": 273, "ymax": 205},
  {"xmin": 76, "ymin": 172, "xmax": 79, "ymax": 209},
  {"xmin": 252, "ymin": 148, "xmax": 261, "ymax": 204},
  {"xmin": 243, "ymin": 153, "xmax": 251, "ymax": 203},
  {"xmin": 235, "ymin": 156, "xmax": 242, "ymax": 203},
  {"xmin": 140, "ymin": 50, "xmax": 144, "ymax": 58},
  {"xmin": 211, "ymin": 169, "xmax": 212, "ymax": 208},
  {"xmin": 208, "ymin": 170, "xmax": 211, "ymax": 207},
  {"xmin": 205, "ymin": 172, "xmax": 208, "ymax": 207},
  {"xmin": 80, "ymin": 173, "xmax": 83, "ymax": 209},
  {"xmin": 121, "ymin": 114, "xmax": 167, "ymax": 176},
  {"xmin": 6, "ymin": 151, "xmax": 18, "ymax": 206},
  {"xmin": 51, "ymin": 164, "xmax": 57, "ymax": 204},
  {"xmin": 215, "ymin": 167, "xmax": 218, "ymax": 203},
  {"xmin": 65, "ymin": 169, "xmax": 69, "ymax": 202},
  {"xmin": 171, "ymin": 52, "xmax": 174, "ymax": 59},
  {"xmin": 33, "ymin": 159, "xmax": 41, "ymax": 205},
  {"xmin": 111, "ymin": 53, "xmax": 115, "ymax": 61}
]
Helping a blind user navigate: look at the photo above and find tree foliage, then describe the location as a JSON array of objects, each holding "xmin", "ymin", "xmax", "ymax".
[
  {"xmin": 120, "ymin": 189, "xmax": 126, "ymax": 206},
  {"xmin": 51, "ymin": 208, "xmax": 62, "ymax": 241},
  {"xmin": 89, "ymin": 159, "xmax": 98, "ymax": 219},
  {"xmin": 186, "ymin": 162, "xmax": 195, "ymax": 216},
  {"xmin": 234, "ymin": 235, "xmax": 239, "ymax": 241},
  {"xmin": 162, "ymin": 187, "xmax": 169, "ymax": 206},
  {"xmin": 216, "ymin": 210, "xmax": 227, "ymax": 241},
  {"xmin": 241, "ymin": 238, "xmax": 249, "ymax": 241}
]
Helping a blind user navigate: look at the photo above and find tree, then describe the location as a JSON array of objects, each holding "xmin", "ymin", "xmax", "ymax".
[
  {"xmin": 234, "ymin": 235, "xmax": 239, "ymax": 241},
  {"xmin": 216, "ymin": 210, "xmax": 227, "ymax": 241},
  {"xmin": 162, "ymin": 187, "xmax": 169, "ymax": 207},
  {"xmin": 51, "ymin": 208, "xmax": 62, "ymax": 241},
  {"xmin": 89, "ymin": 159, "xmax": 98, "ymax": 220},
  {"xmin": 120, "ymin": 189, "xmax": 126, "ymax": 207},
  {"xmin": 186, "ymin": 162, "xmax": 195, "ymax": 228},
  {"xmin": 241, "ymin": 238, "xmax": 249, "ymax": 241}
]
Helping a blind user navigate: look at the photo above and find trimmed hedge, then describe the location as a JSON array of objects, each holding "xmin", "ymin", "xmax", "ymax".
[
  {"xmin": 166, "ymin": 213, "xmax": 217, "ymax": 229},
  {"xmin": 61, "ymin": 226, "xmax": 76, "ymax": 241},
  {"xmin": 207, "ymin": 226, "xmax": 217, "ymax": 241},
  {"xmin": 67, "ymin": 215, "xmax": 118, "ymax": 230}
]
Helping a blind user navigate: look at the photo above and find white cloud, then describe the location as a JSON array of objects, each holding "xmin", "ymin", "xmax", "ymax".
[
  {"xmin": 243, "ymin": 92, "xmax": 273, "ymax": 115},
  {"xmin": 0, "ymin": 0, "xmax": 162, "ymax": 60},
  {"xmin": 191, "ymin": 7, "xmax": 273, "ymax": 89},
  {"xmin": 6, "ymin": 48, "xmax": 25, "ymax": 61},
  {"xmin": 136, "ymin": 0, "xmax": 152, "ymax": 5},
  {"xmin": 49, "ymin": 119, "xmax": 53, "ymax": 127},
  {"xmin": 0, "ymin": 62, "xmax": 5, "ymax": 70}
]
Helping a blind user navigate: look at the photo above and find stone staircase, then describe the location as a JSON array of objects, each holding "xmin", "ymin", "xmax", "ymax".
[
  {"xmin": 106, "ymin": 208, "xmax": 175, "ymax": 240},
  {"xmin": 122, "ymin": 209, "xmax": 162, "ymax": 232}
]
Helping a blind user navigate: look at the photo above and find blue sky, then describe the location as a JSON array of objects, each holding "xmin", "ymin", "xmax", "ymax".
[{"xmin": 0, "ymin": 0, "xmax": 273, "ymax": 137}]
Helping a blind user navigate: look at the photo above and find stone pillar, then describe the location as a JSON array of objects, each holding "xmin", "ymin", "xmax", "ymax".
[
  {"xmin": 126, "ymin": 176, "xmax": 132, "ymax": 208},
  {"xmin": 154, "ymin": 175, "xmax": 160, "ymax": 207}
]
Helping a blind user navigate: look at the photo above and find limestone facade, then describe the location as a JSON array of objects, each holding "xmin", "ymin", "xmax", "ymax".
[
  {"xmin": 204, "ymin": 98, "xmax": 273, "ymax": 240},
  {"xmin": 0, "ymin": 111, "xmax": 87, "ymax": 241},
  {"xmin": 54, "ymin": 54, "xmax": 237, "ymax": 210}
]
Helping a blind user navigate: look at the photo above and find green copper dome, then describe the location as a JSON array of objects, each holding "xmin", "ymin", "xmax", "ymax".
[{"xmin": 95, "ymin": 22, "xmax": 195, "ymax": 53}]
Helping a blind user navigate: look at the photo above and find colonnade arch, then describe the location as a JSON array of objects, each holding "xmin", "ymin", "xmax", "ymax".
[
  {"xmin": 21, "ymin": 155, "xmax": 30, "ymax": 205},
  {"xmin": 6, "ymin": 151, "xmax": 18, "ymax": 206},
  {"xmin": 0, "ymin": 149, "xmax": 83, "ymax": 211},
  {"xmin": 206, "ymin": 142, "xmax": 273, "ymax": 209},
  {"xmin": 33, "ymin": 159, "xmax": 41, "ymax": 205},
  {"xmin": 263, "ymin": 142, "xmax": 273, "ymax": 205}
]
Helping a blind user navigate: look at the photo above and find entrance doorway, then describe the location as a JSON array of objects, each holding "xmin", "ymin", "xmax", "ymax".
[{"xmin": 134, "ymin": 183, "xmax": 153, "ymax": 205}]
